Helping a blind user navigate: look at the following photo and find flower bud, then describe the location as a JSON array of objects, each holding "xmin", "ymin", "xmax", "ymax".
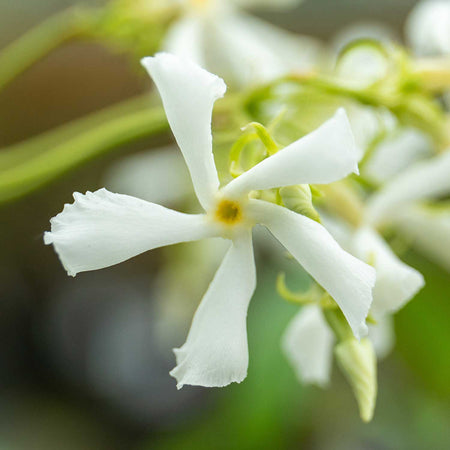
[
  {"xmin": 280, "ymin": 184, "xmax": 321, "ymax": 222},
  {"xmin": 335, "ymin": 337, "xmax": 377, "ymax": 422}
]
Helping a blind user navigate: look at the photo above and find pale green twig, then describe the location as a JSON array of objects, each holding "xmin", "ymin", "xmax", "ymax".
[{"xmin": 0, "ymin": 7, "xmax": 85, "ymax": 91}]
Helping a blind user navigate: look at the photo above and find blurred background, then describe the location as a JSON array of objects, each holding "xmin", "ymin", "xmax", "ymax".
[{"xmin": 0, "ymin": 1, "xmax": 449, "ymax": 449}]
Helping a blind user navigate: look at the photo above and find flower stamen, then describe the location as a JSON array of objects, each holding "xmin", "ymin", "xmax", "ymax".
[{"xmin": 215, "ymin": 199, "xmax": 242, "ymax": 225}]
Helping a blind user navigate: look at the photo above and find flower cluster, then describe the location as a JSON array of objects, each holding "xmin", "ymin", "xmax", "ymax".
[{"xmin": 29, "ymin": 0, "xmax": 450, "ymax": 424}]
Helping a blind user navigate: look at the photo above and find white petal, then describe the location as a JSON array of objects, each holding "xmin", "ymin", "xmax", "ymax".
[
  {"xmin": 104, "ymin": 147, "xmax": 194, "ymax": 206},
  {"xmin": 249, "ymin": 200, "xmax": 376, "ymax": 339},
  {"xmin": 394, "ymin": 205, "xmax": 450, "ymax": 272},
  {"xmin": 352, "ymin": 227, "xmax": 424, "ymax": 317},
  {"xmin": 368, "ymin": 316, "xmax": 395, "ymax": 359},
  {"xmin": 141, "ymin": 53, "xmax": 226, "ymax": 210},
  {"xmin": 202, "ymin": 12, "xmax": 321, "ymax": 87},
  {"xmin": 237, "ymin": 13, "xmax": 322, "ymax": 73},
  {"xmin": 170, "ymin": 231, "xmax": 256, "ymax": 388},
  {"xmin": 44, "ymin": 189, "xmax": 215, "ymax": 276},
  {"xmin": 405, "ymin": 0, "xmax": 450, "ymax": 56},
  {"xmin": 162, "ymin": 16, "xmax": 206, "ymax": 68},
  {"xmin": 223, "ymin": 109, "xmax": 358, "ymax": 198},
  {"xmin": 366, "ymin": 151, "xmax": 450, "ymax": 226},
  {"xmin": 282, "ymin": 305, "xmax": 334, "ymax": 387}
]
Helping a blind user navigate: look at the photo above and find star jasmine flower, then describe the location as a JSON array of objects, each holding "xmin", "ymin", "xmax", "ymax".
[
  {"xmin": 45, "ymin": 53, "xmax": 375, "ymax": 389},
  {"xmin": 163, "ymin": 0, "xmax": 321, "ymax": 86}
]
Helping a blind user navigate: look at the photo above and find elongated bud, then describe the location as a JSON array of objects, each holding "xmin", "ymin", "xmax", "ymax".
[
  {"xmin": 335, "ymin": 338, "xmax": 377, "ymax": 422},
  {"xmin": 280, "ymin": 185, "xmax": 320, "ymax": 222}
]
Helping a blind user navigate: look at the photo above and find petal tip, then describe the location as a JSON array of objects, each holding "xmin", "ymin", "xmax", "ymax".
[
  {"xmin": 140, "ymin": 56, "xmax": 152, "ymax": 69},
  {"xmin": 356, "ymin": 322, "xmax": 369, "ymax": 340},
  {"xmin": 334, "ymin": 107, "xmax": 360, "ymax": 173},
  {"xmin": 43, "ymin": 231, "xmax": 53, "ymax": 245}
]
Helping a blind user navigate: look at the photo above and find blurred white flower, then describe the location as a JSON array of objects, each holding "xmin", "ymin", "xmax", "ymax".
[
  {"xmin": 393, "ymin": 205, "xmax": 450, "ymax": 273},
  {"xmin": 366, "ymin": 151, "xmax": 450, "ymax": 226},
  {"xmin": 367, "ymin": 150, "xmax": 450, "ymax": 272},
  {"xmin": 282, "ymin": 304, "xmax": 334, "ymax": 387},
  {"xmin": 105, "ymin": 147, "xmax": 193, "ymax": 206},
  {"xmin": 45, "ymin": 53, "xmax": 375, "ymax": 388},
  {"xmin": 405, "ymin": 0, "xmax": 450, "ymax": 56},
  {"xmin": 363, "ymin": 127, "xmax": 433, "ymax": 184},
  {"xmin": 164, "ymin": 0, "xmax": 322, "ymax": 86}
]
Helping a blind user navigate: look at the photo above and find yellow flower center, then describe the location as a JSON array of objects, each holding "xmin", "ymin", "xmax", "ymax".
[{"xmin": 214, "ymin": 199, "xmax": 242, "ymax": 225}]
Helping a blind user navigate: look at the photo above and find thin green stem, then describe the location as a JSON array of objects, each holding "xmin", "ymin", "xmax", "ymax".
[
  {"xmin": 0, "ymin": 7, "xmax": 84, "ymax": 91},
  {"xmin": 0, "ymin": 94, "xmax": 152, "ymax": 170},
  {"xmin": 273, "ymin": 74, "xmax": 447, "ymax": 146},
  {"xmin": 0, "ymin": 103, "xmax": 168, "ymax": 204},
  {"xmin": 323, "ymin": 306, "xmax": 354, "ymax": 342}
]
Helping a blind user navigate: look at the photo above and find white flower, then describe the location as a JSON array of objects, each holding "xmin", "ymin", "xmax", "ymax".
[
  {"xmin": 367, "ymin": 150, "xmax": 450, "ymax": 272},
  {"xmin": 363, "ymin": 127, "xmax": 433, "ymax": 184},
  {"xmin": 164, "ymin": 0, "xmax": 321, "ymax": 87},
  {"xmin": 405, "ymin": 0, "xmax": 450, "ymax": 56},
  {"xmin": 45, "ymin": 53, "xmax": 375, "ymax": 388}
]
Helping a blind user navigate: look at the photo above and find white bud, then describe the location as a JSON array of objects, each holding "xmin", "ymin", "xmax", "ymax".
[
  {"xmin": 335, "ymin": 337, "xmax": 377, "ymax": 422},
  {"xmin": 280, "ymin": 184, "xmax": 320, "ymax": 222}
]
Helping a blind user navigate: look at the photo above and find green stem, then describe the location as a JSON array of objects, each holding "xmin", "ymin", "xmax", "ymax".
[
  {"xmin": 323, "ymin": 306, "xmax": 354, "ymax": 342},
  {"xmin": 0, "ymin": 7, "xmax": 84, "ymax": 91},
  {"xmin": 0, "ymin": 94, "xmax": 152, "ymax": 170},
  {"xmin": 278, "ymin": 74, "xmax": 447, "ymax": 146},
  {"xmin": 0, "ymin": 102, "xmax": 168, "ymax": 204}
]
